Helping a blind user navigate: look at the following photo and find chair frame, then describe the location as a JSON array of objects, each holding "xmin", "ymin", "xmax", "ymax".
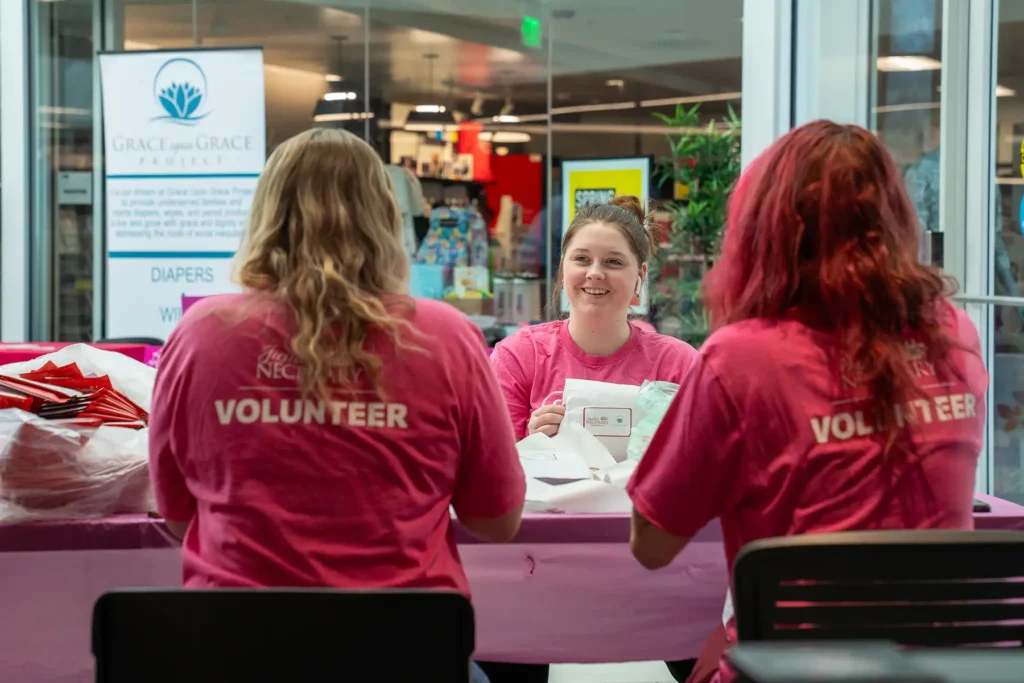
[
  {"xmin": 733, "ymin": 530, "xmax": 1024, "ymax": 645},
  {"xmin": 92, "ymin": 588, "xmax": 476, "ymax": 683}
]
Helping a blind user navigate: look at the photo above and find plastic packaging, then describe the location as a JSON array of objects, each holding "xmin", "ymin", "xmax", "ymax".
[
  {"xmin": 0, "ymin": 344, "xmax": 156, "ymax": 522},
  {"xmin": 626, "ymin": 380, "xmax": 680, "ymax": 462},
  {"xmin": 0, "ymin": 410, "xmax": 153, "ymax": 522},
  {"xmin": 563, "ymin": 379, "xmax": 642, "ymax": 462}
]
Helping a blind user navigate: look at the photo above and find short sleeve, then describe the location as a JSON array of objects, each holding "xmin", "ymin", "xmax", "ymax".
[
  {"xmin": 490, "ymin": 342, "xmax": 533, "ymax": 440},
  {"xmin": 148, "ymin": 327, "xmax": 198, "ymax": 521},
  {"xmin": 626, "ymin": 355, "xmax": 748, "ymax": 539},
  {"xmin": 452, "ymin": 325, "xmax": 526, "ymax": 519}
]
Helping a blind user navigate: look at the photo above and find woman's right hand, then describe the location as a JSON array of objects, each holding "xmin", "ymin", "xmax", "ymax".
[{"xmin": 528, "ymin": 404, "xmax": 566, "ymax": 437}]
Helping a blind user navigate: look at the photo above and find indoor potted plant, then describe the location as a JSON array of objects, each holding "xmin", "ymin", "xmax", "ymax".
[{"xmin": 649, "ymin": 103, "xmax": 741, "ymax": 346}]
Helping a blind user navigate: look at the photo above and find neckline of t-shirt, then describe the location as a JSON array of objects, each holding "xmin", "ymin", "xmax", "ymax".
[{"xmin": 558, "ymin": 319, "xmax": 641, "ymax": 366}]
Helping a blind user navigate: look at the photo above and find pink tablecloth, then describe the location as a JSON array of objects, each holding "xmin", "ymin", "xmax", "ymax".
[
  {"xmin": 0, "ymin": 496, "xmax": 1021, "ymax": 683},
  {"xmin": 0, "ymin": 342, "xmax": 160, "ymax": 367}
]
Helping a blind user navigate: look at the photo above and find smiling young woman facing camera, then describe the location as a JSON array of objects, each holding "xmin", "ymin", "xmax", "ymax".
[
  {"xmin": 484, "ymin": 196, "xmax": 700, "ymax": 683},
  {"xmin": 491, "ymin": 195, "xmax": 698, "ymax": 441}
]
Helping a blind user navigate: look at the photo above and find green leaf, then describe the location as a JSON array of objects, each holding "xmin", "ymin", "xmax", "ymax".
[{"xmin": 648, "ymin": 102, "xmax": 741, "ymax": 344}]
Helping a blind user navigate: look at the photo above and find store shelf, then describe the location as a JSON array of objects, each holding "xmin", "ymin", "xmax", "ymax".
[{"xmin": 416, "ymin": 176, "xmax": 494, "ymax": 187}]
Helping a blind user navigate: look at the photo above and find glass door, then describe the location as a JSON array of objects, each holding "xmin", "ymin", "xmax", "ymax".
[
  {"xmin": 985, "ymin": 0, "xmax": 1024, "ymax": 503},
  {"xmin": 30, "ymin": 0, "xmax": 100, "ymax": 341}
]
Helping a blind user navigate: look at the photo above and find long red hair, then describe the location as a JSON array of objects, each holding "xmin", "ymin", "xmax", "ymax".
[{"xmin": 704, "ymin": 120, "xmax": 956, "ymax": 433}]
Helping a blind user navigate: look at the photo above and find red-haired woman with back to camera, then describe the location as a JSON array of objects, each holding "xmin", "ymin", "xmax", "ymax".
[{"xmin": 626, "ymin": 121, "xmax": 988, "ymax": 682}]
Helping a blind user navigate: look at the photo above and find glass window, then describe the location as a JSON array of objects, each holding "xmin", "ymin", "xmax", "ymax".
[
  {"xmin": 871, "ymin": 0, "xmax": 944, "ymax": 268},
  {"xmin": 33, "ymin": 0, "xmax": 744, "ymax": 342},
  {"xmin": 32, "ymin": 0, "xmax": 98, "ymax": 340},
  {"xmin": 550, "ymin": 2, "xmax": 743, "ymax": 345},
  {"xmin": 991, "ymin": 0, "xmax": 1024, "ymax": 504},
  {"xmin": 366, "ymin": 4, "xmax": 551, "ymax": 327}
]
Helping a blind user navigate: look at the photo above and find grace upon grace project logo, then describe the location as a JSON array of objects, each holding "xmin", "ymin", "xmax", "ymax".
[{"xmin": 152, "ymin": 57, "xmax": 210, "ymax": 126}]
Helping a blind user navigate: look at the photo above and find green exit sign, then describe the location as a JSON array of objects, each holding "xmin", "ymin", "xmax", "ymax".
[{"xmin": 521, "ymin": 16, "xmax": 542, "ymax": 48}]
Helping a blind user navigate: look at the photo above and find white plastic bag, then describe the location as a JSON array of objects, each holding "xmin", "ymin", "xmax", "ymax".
[
  {"xmin": 0, "ymin": 410, "xmax": 153, "ymax": 522},
  {"xmin": 516, "ymin": 431, "xmax": 593, "ymax": 483},
  {"xmin": 527, "ymin": 479, "xmax": 632, "ymax": 514},
  {"xmin": 562, "ymin": 379, "xmax": 642, "ymax": 462},
  {"xmin": 0, "ymin": 344, "xmax": 156, "ymax": 522}
]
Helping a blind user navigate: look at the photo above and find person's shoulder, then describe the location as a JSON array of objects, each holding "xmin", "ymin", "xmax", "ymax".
[
  {"xmin": 702, "ymin": 317, "xmax": 822, "ymax": 365},
  {"xmin": 174, "ymin": 293, "xmax": 253, "ymax": 337},
  {"xmin": 163, "ymin": 293, "xmax": 280, "ymax": 363},
  {"xmin": 183, "ymin": 293, "xmax": 249, "ymax": 318},
  {"xmin": 506, "ymin": 320, "xmax": 563, "ymax": 343},
  {"xmin": 494, "ymin": 320, "xmax": 563, "ymax": 356},
  {"xmin": 940, "ymin": 300, "xmax": 981, "ymax": 350},
  {"xmin": 408, "ymin": 298, "xmax": 481, "ymax": 335},
  {"xmin": 404, "ymin": 299, "xmax": 491, "ymax": 358},
  {"xmin": 636, "ymin": 324, "xmax": 698, "ymax": 358}
]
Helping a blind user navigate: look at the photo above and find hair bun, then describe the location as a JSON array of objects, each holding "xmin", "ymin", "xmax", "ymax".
[
  {"xmin": 609, "ymin": 195, "xmax": 646, "ymax": 224},
  {"xmin": 609, "ymin": 195, "xmax": 659, "ymax": 260}
]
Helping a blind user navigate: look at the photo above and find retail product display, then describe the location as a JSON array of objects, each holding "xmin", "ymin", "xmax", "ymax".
[
  {"xmin": 626, "ymin": 381, "xmax": 680, "ymax": 462},
  {"xmin": 492, "ymin": 195, "xmax": 525, "ymax": 272},
  {"xmin": 414, "ymin": 206, "xmax": 479, "ymax": 267},
  {"xmin": 413, "ymin": 205, "xmax": 500, "ymax": 317},
  {"xmin": 452, "ymin": 266, "xmax": 490, "ymax": 298},
  {"xmin": 487, "ymin": 198, "xmax": 542, "ymax": 324},
  {"xmin": 510, "ymin": 273, "xmax": 542, "ymax": 322},
  {"xmin": 493, "ymin": 274, "xmax": 513, "ymax": 321},
  {"xmin": 385, "ymin": 165, "xmax": 426, "ymax": 259},
  {"xmin": 0, "ymin": 345, "xmax": 155, "ymax": 522},
  {"xmin": 409, "ymin": 264, "xmax": 447, "ymax": 300}
]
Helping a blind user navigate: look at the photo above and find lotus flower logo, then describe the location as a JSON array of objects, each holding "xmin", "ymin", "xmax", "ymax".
[{"xmin": 152, "ymin": 57, "xmax": 210, "ymax": 126}]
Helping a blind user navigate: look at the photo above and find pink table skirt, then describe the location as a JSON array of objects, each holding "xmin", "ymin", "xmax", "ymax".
[
  {"xmin": 0, "ymin": 342, "xmax": 161, "ymax": 368},
  {"xmin": 0, "ymin": 496, "xmax": 1021, "ymax": 683},
  {"xmin": 0, "ymin": 519, "xmax": 724, "ymax": 682}
]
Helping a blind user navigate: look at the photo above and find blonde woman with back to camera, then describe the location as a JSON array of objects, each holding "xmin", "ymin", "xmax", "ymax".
[
  {"xmin": 148, "ymin": 128, "xmax": 524, "ymax": 683},
  {"xmin": 483, "ymin": 196, "xmax": 701, "ymax": 683}
]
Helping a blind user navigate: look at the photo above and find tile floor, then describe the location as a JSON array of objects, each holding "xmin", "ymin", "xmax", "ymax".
[{"xmin": 550, "ymin": 662, "xmax": 675, "ymax": 683}]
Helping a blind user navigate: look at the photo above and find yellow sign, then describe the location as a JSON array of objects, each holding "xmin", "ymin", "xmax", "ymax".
[
  {"xmin": 563, "ymin": 158, "xmax": 649, "ymax": 225},
  {"xmin": 1020, "ymin": 139, "xmax": 1024, "ymax": 178}
]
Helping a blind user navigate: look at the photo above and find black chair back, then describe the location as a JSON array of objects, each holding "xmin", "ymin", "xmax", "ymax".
[
  {"xmin": 733, "ymin": 530, "xmax": 1024, "ymax": 646},
  {"xmin": 92, "ymin": 588, "xmax": 475, "ymax": 683}
]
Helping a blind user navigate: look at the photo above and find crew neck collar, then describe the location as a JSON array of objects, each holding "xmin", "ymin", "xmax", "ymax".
[{"xmin": 558, "ymin": 319, "xmax": 640, "ymax": 366}]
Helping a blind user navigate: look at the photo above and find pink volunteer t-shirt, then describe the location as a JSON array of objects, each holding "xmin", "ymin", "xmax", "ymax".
[
  {"xmin": 149, "ymin": 293, "xmax": 525, "ymax": 596},
  {"xmin": 491, "ymin": 320, "xmax": 699, "ymax": 438},
  {"xmin": 627, "ymin": 302, "xmax": 988, "ymax": 670}
]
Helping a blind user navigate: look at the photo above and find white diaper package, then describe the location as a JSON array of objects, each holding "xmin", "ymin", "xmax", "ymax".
[{"xmin": 562, "ymin": 379, "xmax": 642, "ymax": 462}]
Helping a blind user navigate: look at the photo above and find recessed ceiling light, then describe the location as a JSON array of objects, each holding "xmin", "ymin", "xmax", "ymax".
[
  {"xmin": 877, "ymin": 55, "xmax": 942, "ymax": 72},
  {"xmin": 325, "ymin": 74, "xmax": 342, "ymax": 82},
  {"xmin": 314, "ymin": 112, "xmax": 375, "ymax": 122}
]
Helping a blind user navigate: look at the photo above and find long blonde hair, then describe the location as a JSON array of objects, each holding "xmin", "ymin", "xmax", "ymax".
[{"xmin": 233, "ymin": 128, "xmax": 411, "ymax": 399}]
